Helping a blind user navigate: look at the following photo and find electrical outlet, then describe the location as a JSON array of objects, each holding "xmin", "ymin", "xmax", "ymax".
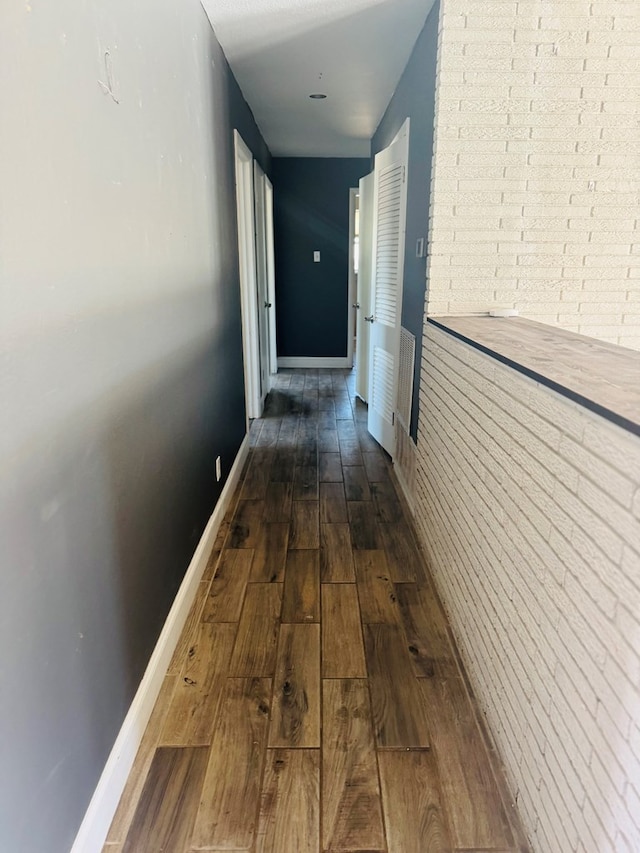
[
  {"xmin": 215, "ymin": 456, "xmax": 222, "ymax": 482},
  {"xmin": 313, "ymin": 250, "xmax": 320, "ymax": 262}
]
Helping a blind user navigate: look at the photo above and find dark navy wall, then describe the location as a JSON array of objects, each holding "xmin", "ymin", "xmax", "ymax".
[
  {"xmin": 0, "ymin": 2, "xmax": 270, "ymax": 849},
  {"xmin": 228, "ymin": 68, "xmax": 272, "ymax": 177},
  {"xmin": 272, "ymin": 158, "xmax": 370, "ymax": 358},
  {"xmin": 371, "ymin": 0, "xmax": 439, "ymax": 440}
]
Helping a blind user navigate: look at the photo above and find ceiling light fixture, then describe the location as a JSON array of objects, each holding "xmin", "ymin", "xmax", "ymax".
[{"xmin": 309, "ymin": 93, "xmax": 327, "ymax": 99}]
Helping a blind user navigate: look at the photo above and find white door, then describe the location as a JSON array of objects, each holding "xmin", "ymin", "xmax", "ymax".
[
  {"xmin": 263, "ymin": 175, "xmax": 278, "ymax": 376},
  {"xmin": 356, "ymin": 171, "xmax": 374, "ymax": 401},
  {"xmin": 253, "ymin": 161, "xmax": 273, "ymax": 397},
  {"xmin": 234, "ymin": 131, "xmax": 262, "ymax": 420},
  {"xmin": 367, "ymin": 121, "xmax": 409, "ymax": 456},
  {"xmin": 347, "ymin": 187, "xmax": 358, "ymax": 369}
]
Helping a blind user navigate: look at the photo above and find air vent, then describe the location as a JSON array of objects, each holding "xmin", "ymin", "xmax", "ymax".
[{"xmin": 397, "ymin": 326, "xmax": 415, "ymax": 431}]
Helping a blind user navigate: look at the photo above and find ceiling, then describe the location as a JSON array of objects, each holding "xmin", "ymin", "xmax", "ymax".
[{"xmin": 200, "ymin": 0, "xmax": 437, "ymax": 158}]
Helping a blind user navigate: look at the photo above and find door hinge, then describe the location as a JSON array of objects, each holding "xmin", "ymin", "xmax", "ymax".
[
  {"xmin": 402, "ymin": 165, "xmax": 406, "ymax": 184},
  {"xmin": 392, "ymin": 412, "xmax": 395, "ymax": 425}
]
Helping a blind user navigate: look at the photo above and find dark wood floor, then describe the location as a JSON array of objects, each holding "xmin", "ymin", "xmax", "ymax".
[{"xmin": 104, "ymin": 368, "xmax": 529, "ymax": 853}]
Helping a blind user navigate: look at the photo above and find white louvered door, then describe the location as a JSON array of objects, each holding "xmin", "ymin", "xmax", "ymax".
[{"xmin": 367, "ymin": 122, "xmax": 409, "ymax": 456}]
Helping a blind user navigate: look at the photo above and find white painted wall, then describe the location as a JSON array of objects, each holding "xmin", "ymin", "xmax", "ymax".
[
  {"xmin": 427, "ymin": 0, "xmax": 640, "ymax": 350},
  {"xmin": 415, "ymin": 322, "xmax": 640, "ymax": 853}
]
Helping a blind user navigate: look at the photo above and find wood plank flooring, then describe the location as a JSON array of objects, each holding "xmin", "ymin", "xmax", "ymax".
[{"xmin": 104, "ymin": 367, "xmax": 530, "ymax": 853}]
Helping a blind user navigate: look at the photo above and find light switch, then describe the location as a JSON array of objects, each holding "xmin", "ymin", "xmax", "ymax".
[{"xmin": 313, "ymin": 251, "xmax": 320, "ymax": 262}]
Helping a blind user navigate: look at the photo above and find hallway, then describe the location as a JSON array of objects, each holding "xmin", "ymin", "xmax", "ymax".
[{"xmin": 104, "ymin": 368, "xmax": 529, "ymax": 853}]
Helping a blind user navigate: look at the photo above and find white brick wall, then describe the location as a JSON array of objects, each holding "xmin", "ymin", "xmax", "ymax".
[
  {"xmin": 415, "ymin": 322, "xmax": 640, "ymax": 853},
  {"xmin": 427, "ymin": 0, "xmax": 640, "ymax": 350}
]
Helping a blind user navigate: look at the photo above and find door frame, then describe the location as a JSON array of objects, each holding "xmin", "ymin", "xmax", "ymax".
[{"xmin": 234, "ymin": 130, "xmax": 262, "ymax": 421}]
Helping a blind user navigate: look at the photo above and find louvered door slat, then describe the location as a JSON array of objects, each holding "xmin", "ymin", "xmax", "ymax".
[{"xmin": 374, "ymin": 162, "xmax": 403, "ymax": 329}]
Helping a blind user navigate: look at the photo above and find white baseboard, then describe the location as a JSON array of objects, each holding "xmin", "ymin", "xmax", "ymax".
[
  {"xmin": 394, "ymin": 461, "xmax": 415, "ymax": 516},
  {"xmin": 70, "ymin": 434, "xmax": 250, "ymax": 853},
  {"xmin": 393, "ymin": 423, "xmax": 417, "ymax": 516},
  {"xmin": 277, "ymin": 356, "xmax": 352, "ymax": 369}
]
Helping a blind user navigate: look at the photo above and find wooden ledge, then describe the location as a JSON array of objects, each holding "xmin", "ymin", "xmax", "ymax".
[{"xmin": 427, "ymin": 316, "xmax": 640, "ymax": 438}]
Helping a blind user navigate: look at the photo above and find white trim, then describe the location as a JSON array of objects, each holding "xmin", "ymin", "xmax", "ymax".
[
  {"xmin": 393, "ymin": 458, "xmax": 415, "ymax": 516},
  {"xmin": 70, "ymin": 434, "xmax": 250, "ymax": 853},
  {"xmin": 277, "ymin": 356, "xmax": 351, "ymax": 369},
  {"xmin": 393, "ymin": 420, "xmax": 417, "ymax": 516},
  {"xmin": 234, "ymin": 131, "xmax": 262, "ymax": 421},
  {"xmin": 390, "ymin": 117, "xmax": 410, "ymax": 145}
]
